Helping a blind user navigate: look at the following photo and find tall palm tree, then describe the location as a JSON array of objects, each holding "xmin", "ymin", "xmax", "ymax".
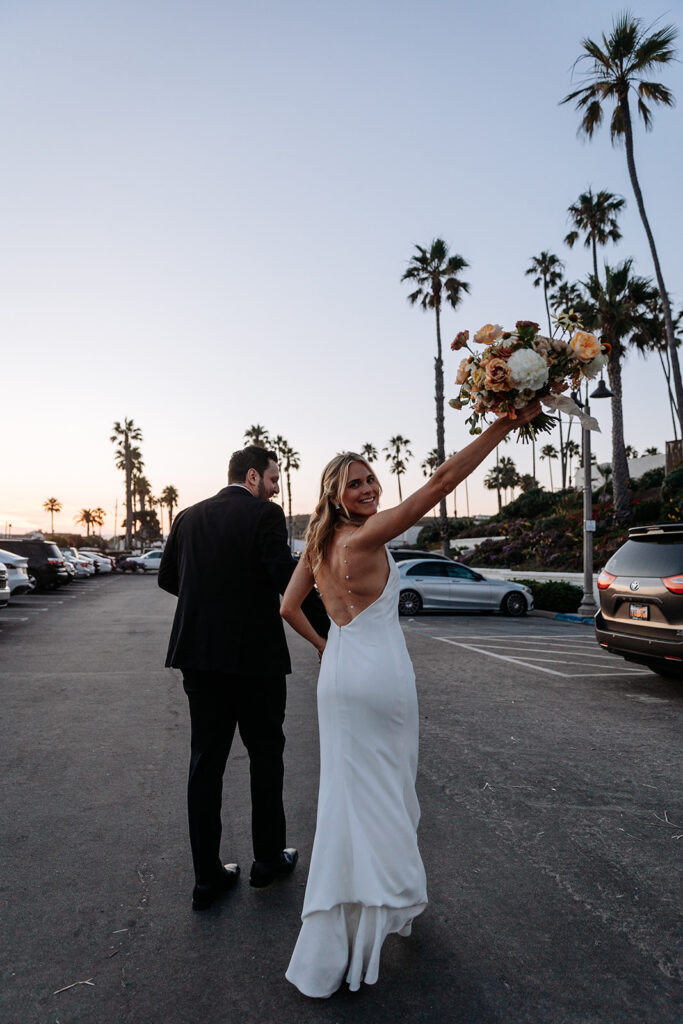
[
  {"xmin": 360, "ymin": 443, "xmax": 378, "ymax": 463},
  {"xmin": 540, "ymin": 444, "xmax": 559, "ymax": 492},
  {"xmin": 564, "ymin": 188, "xmax": 625, "ymax": 280},
  {"xmin": 270, "ymin": 435, "xmax": 288, "ymax": 508},
  {"xmin": 576, "ymin": 260, "xmax": 658, "ymax": 522},
  {"xmin": 244, "ymin": 424, "xmax": 271, "ymax": 448},
  {"xmin": 484, "ymin": 465, "xmax": 504, "ymax": 511},
  {"xmin": 383, "ymin": 435, "xmax": 413, "ymax": 502},
  {"xmin": 133, "ymin": 474, "xmax": 152, "ymax": 513},
  {"xmin": 550, "ymin": 280, "xmax": 583, "ymax": 318},
  {"xmin": 111, "ymin": 418, "xmax": 143, "ymax": 548},
  {"xmin": 562, "ymin": 12, "xmax": 682, "ymax": 434},
  {"xmin": 91, "ymin": 508, "xmax": 106, "ymax": 534},
  {"xmin": 499, "ymin": 456, "xmax": 520, "ymax": 504},
  {"xmin": 161, "ymin": 485, "xmax": 179, "ymax": 534},
  {"xmin": 526, "ymin": 251, "xmax": 567, "ymax": 487},
  {"xmin": 402, "ymin": 239, "xmax": 470, "ymax": 554},
  {"xmin": 629, "ymin": 295, "xmax": 683, "ymax": 441},
  {"xmin": 281, "ymin": 442, "xmax": 300, "ymax": 547},
  {"xmin": 43, "ymin": 497, "xmax": 62, "ymax": 533},
  {"xmin": 421, "ymin": 449, "xmax": 439, "ymax": 517},
  {"xmin": 74, "ymin": 509, "xmax": 95, "ymax": 536},
  {"xmin": 565, "ymin": 439, "xmax": 582, "ymax": 485}
]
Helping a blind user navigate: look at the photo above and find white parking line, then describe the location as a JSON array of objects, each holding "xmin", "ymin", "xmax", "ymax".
[{"xmin": 433, "ymin": 637, "xmax": 651, "ymax": 677}]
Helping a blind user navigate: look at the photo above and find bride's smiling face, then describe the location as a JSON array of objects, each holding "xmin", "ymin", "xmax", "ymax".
[{"xmin": 340, "ymin": 461, "xmax": 380, "ymax": 518}]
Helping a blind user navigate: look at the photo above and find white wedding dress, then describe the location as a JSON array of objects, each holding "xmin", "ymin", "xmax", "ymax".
[{"xmin": 286, "ymin": 553, "xmax": 427, "ymax": 998}]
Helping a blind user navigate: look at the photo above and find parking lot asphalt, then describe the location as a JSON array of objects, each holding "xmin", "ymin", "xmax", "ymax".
[{"xmin": 0, "ymin": 576, "xmax": 681, "ymax": 1024}]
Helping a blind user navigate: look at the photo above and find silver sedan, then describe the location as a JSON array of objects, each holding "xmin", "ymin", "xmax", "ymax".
[{"xmin": 397, "ymin": 559, "xmax": 533, "ymax": 617}]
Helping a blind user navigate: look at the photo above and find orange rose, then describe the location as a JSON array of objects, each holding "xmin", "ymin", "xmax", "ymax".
[
  {"xmin": 456, "ymin": 358, "xmax": 471, "ymax": 385},
  {"xmin": 474, "ymin": 323, "xmax": 503, "ymax": 345},
  {"xmin": 570, "ymin": 330, "xmax": 601, "ymax": 361},
  {"xmin": 484, "ymin": 357, "xmax": 512, "ymax": 392}
]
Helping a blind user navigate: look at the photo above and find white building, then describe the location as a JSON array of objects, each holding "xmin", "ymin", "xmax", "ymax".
[{"xmin": 574, "ymin": 453, "xmax": 665, "ymax": 490}]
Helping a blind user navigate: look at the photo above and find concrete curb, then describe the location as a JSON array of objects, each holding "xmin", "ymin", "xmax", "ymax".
[{"xmin": 530, "ymin": 609, "xmax": 595, "ymax": 626}]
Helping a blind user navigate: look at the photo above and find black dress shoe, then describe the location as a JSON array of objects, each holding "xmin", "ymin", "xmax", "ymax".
[
  {"xmin": 249, "ymin": 848, "xmax": 298, "ymax": 888},
  {"xmin": 192, "ymin": 863, "xmax": 240, "ymax": 911}
]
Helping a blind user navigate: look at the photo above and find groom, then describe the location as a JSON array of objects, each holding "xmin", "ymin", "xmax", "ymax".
[{"xmin": 159, "ymin": 444, "xmax": 328, "ymax": 910}]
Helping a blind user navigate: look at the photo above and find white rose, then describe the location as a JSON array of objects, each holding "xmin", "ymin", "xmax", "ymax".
[
  {"xmin": 507, "ymin": 349, "xmax": 549, "ymax": 391},
  {"xmin": 582, "ymin": 351, "xmax": 608, "ymax": 379}
]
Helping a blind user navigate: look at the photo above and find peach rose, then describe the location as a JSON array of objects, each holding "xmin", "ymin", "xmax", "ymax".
[
  {"xmin": 484, "ymin": 357, "xmax": 512, "ymax": 392},
  {"xmin": 456, "ymin": 358, "xmax": 471, "ymax": 385},
  {"xmin": 570, "ymin": 330, "xmax": 601, "ymax": 361},
  {"xmin": 471, "ymin": 366, "xmax": 487, "ymax": 391},
  {"xmin": 474, "ymin": 323, "xmax": 503, "ymax": 345}
]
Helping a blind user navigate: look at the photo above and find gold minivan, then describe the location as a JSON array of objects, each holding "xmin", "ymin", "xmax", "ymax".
[{"xmin": 595, "ymin": 523, "xmax": 683, "ymax": 678}]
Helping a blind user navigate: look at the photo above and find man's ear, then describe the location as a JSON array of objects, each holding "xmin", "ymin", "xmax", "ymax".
[{"xmin": 245, "ymin": 468, "xmax": 260, "ymax": 490}]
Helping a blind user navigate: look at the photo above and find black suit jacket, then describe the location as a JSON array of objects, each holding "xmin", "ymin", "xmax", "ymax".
[{"xmin": 158, "ymin": 486, "xmax": 327, "ymax": 675}]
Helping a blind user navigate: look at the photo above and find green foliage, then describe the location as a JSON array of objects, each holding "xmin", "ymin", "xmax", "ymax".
[
  {"xmin": 632, "ymin": 467, "xmax": 665, "ymax": 491},
  {"xmin": 494, "ymin": 487, "xmax": 564, "ymax": 521},
  {"xmin": 510, "ymin": 578, "xmax": 583, "ymax": 613}
]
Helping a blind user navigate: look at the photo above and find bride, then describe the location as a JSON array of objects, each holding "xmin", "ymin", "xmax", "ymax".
[{"xmin": 280, "ymin": 402, "xmax": 541, "ymax": 998}]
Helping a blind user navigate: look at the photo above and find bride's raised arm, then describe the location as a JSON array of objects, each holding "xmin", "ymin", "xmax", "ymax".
[{"xmin": 355, "ymin": 401, "xmax": 541, "ymax": 551}]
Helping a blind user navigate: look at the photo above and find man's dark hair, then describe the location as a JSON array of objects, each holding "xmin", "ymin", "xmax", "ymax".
[{"xmin": 228, "ymin": 445, "xmax": 278, "ymax": 483}]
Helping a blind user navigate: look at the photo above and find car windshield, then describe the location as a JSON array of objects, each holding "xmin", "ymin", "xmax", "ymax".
[{"xmin": 607, "ymin": 537, "xmax": 683, "ymax": 576}]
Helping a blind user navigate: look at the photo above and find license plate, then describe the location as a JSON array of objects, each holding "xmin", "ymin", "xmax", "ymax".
[{"xmin": 629, "ymin": 603, "xmax": 649, "ymax": 620}]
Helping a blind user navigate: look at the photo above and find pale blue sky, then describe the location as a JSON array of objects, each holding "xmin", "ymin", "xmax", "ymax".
[{"xmin": 2, "ymin": 0, "xmax": 682, "ymax": 535}]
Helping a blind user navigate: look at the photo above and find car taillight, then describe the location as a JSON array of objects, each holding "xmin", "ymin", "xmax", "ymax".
[
  {"xmin": 662, "ymin": 574, "xmax": 683, "ymax": 594},
  {"xmin": 47, "ymin": 558, "xmax": 62, "ymax": 566},
  {"xmin": 597, "ymin": 570, "xmax": 616, "ymax": 590}
]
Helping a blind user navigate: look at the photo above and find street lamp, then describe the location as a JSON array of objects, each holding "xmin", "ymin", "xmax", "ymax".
[{"xmin": 578, "ymin": 376, "xmax": 613, "ymax": 618}]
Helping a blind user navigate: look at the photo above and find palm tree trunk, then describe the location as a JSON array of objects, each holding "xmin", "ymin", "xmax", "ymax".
[
  {"xmin": 532, "ymin": 437, "xmax": 536, "ymax": 484},
  {"xmin": 397, "ymin": 473, "xmax": 403, "ymax": 502},
  {"xmin": 558, "ymin": 416, "xmax": 567, "ymax": 489},
  {"xmin": 125, "ymin": 443, "xmax": 133, "ymax": 548},
  {"xmin": 657, "ymin": 348, "xmax": 679, "ymax": 441},
  {"xmin": 621, "ymin": 94, "xmax": 683, "ymax": 436},
  {"xmin": 606, "ymin": 343, "xmax": 632, "ymax": 523},
  {"xmin": 433, "ymin": 301, "xmax": 449, "ymax": 555},
  {"xmin": 549, "ymin": 463, "xmax": 553, "ymax": 492},
  {"xmin": 287, "ymin": 470, "xmax": 294, "ymax": 548},
  {"xmin": 591, "ymin": 235, "xmax": 599, "ymax": 282}
]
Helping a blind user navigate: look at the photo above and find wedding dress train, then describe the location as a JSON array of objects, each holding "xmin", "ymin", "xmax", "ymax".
[{"xmin": 286, "ymin": 554, "xmax": 427, "ymax": 997}]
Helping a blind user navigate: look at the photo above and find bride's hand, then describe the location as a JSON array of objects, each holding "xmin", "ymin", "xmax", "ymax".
[
  {"xmin": 316, "ymin": 640, "xmax": 327, "ymax": 663},
  {"xmin": 506, "ymin": 398, "xmax": 542, "ymax": 429}
]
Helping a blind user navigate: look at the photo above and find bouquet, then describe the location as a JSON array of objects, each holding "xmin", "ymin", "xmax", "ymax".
[{"xmin": 448, "ymin": 319, "xmax": 608, "ymax": 439}]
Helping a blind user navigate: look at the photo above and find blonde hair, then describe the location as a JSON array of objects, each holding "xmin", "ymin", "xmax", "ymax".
[{"xmin": 304, "ymin": 452, "xmax": 382, "ymax": 577}]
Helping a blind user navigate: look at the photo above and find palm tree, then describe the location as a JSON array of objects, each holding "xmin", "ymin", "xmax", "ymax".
[
  {"xmin": 644, "ymin": 446, "xmax": 660, "ymax": 455},
  {"xmin": 244, "ymin": 424, "xmax": 271, "ymax": 448},
  {"xmin": 565, "ymin": 439, "xmax": 582, "ymax": 485},
  {"xmin": 43, "ymin": 497, "xmax": 62, "ymax": 533},
  {"xmin": 161, "ymin": 485, "xmax": 179, "ymax": 534},
  {"xmin": 484, "ymin": 465, "xmax": 504, "ymax": 511},
  {"xmin": 540, "ymin": 444, "xmax": 559, "ymax": 491},
  {"xmin": 132, "ymin": 474, "xmax": 152, "ymax": 513},
  {"xmin": 111, "ymin": 418, "xmax": 143, "ymax": 548},
  {"xmin": 499, "ymin": 456, "xmax": 520, "ymax": 504},
  {"xmin": 526, "ymin": 251, "xmax": 565, "ymax": 484},
  {"xmin": 402, "ymin": 238, "xmax": 470, "ymax": 554},
  {"xmin": 383, "ymin": 435, "xmax": 413, "ymax": 502},
  {"xmin": 564, "ymin": 188, "xmax": 625, "ymax": 280},
  {"xmin": 562, "ymin": 12, "xmax": 682, "ymax": 434},
  {"xmin": 91, "ymin": 508, "xmax": 106, "ymax": 534},
  {"xmin": 550, "ymin": 280, "xmax": 583, "ymax": 319},
  {"xmin": 576, "ymin": 260, "xmax": 658, "ymax": 522},
  {"xmin": 281, "ymin": 442, "xmax": 300, "ymax": 547},
  {"xmin": 421, "ymin": 449, "xmax": 440, "ymax": 517},
  {"xmin": 270, "ymin": 435, "xmax": 288, "ymax": 507},
  {"xmin": 629, "ymin": 294, "xmax": 683, "ymax": 441},
  {"xmin": 74, "ymin": 509, "xmax": 95, "ymax": 536},
  {"xmin": 625, "ymin": 445, "xmax": 639, "ymax": 459},
  {"xmin": 360, "ymin": 443, "xmax": 378, "ymax": 463}
]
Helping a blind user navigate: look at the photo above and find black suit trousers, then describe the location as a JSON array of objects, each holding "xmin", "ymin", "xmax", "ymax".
[{"xmin": 182, "ymin": 669, "xmax": 287, "ymax": 885}]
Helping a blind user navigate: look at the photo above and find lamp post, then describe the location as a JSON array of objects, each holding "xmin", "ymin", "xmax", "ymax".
[{"xmin": 577, "ymin": 377, "xmax": 613, "ymax": 618}]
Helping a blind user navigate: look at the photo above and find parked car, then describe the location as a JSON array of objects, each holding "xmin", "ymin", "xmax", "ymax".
[
  {"xmin": 78, "ymin": 550, "xmax": 113, "ymax": 573},
  {"xmin": 130, "ymin": 550, "xmax": 164, "ymax": 572},
  {"xmin": 61, "ymin": 551, "xmax": 93, "ymax": 579},
  {"xmin": 389, "ymin": 548, "xmax": 452, "ymax": 562},
  {"xmin": 0, "ymin": 539, "xmax": 69, "ymax": 590},
  {"xmin": 0, "ymin": 563, "xmax": 10, "ymax": 607},
  {"xmin": 595, "ymin": 522, "xmax": 683, "ymax": 678},
  {"xmin": 0, "ymin": 548, "xmax": 32, "ymax": 595},
  {"xmin": 396, "ymin": 558, "xmax": 533, "ymax": 616}
]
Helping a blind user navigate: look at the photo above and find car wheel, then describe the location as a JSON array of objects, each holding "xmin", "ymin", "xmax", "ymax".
[
  {"xmin": 502, "ymin": 591, "xmax": 527, "ymax": 617},
  {"xmin": 27, "ymin": 573, "xmax": 38, "ymax": 592},
  {"xmin": 398, "ymin": 589, "xmax": 422, "ymax": 616}
]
